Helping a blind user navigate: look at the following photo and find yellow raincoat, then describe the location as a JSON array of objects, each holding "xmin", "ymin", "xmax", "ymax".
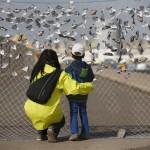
[{"xmin": 24, "ymin": 64, "xmax": 93, "ymax": 130}]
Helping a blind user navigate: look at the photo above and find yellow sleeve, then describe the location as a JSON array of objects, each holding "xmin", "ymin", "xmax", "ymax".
[{"xmin": 57, "ymin": 71, "xmax": 93, "ymax": 95}]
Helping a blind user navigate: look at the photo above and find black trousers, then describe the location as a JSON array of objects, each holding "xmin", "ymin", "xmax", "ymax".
[{"xmin": 38, "ymin": 117, "xmax": 65, "ymax": 137}]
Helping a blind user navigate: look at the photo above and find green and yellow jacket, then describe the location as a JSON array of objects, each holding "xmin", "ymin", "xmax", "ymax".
[{"xmin": 24, "ymin": 64, "xmax": 93, "ymax": 130}]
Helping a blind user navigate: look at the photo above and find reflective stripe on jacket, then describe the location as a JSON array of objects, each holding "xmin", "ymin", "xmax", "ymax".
[{"xmin": 24, "ymin": 64, "xmax": 93, "ymax": 130}]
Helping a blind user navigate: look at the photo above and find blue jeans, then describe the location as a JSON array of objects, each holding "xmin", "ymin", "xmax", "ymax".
[{"xmin": 69, "ymin": 101, "xmax": 89, "ymax": 136}]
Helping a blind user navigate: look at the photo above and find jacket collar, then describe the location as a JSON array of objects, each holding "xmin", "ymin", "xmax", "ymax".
[{"xmin": 44, "ymin": 64, "xmax": 56, "ymax": 73}]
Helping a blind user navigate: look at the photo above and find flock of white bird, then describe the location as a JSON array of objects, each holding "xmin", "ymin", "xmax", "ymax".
[{"xmin": 0, "ymin": 0, "xmax": 150, "ymax": 78}]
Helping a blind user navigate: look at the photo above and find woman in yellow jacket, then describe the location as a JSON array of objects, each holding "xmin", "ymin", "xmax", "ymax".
[{"xmin": 24, "ymin": 49, "xmax": 93, "ymax": 142}]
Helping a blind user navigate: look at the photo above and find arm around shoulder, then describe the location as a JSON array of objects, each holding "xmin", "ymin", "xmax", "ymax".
[{"xmin": 57, "ymin": 71, "xmax": 94, "ymax": 95}]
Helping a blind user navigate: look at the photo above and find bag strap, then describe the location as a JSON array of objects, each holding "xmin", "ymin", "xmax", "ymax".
[
  {"xmin": 31, "ymin": 69, "xmax": 62, "ymax": 84},
  {"xmin": 37, "ymin": 69, "xmax": 62, "ymax": 100}
]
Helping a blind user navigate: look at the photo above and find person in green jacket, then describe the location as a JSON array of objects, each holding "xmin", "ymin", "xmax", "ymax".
[{"xmin": 24, "ymin": 49, "xmax": 93, "ymax": 142}]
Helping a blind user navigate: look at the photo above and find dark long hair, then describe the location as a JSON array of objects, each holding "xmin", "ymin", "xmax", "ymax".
[{"xmin": 30, "ymin": 49, "xmax": 60, "ymax": 82}]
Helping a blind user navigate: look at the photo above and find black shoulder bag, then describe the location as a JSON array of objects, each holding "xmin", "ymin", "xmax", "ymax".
[{"xmin": 26, "ymin": 69, "xmax": 62, "ymax": 104}]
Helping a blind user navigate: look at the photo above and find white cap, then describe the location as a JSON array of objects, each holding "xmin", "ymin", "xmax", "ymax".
[{"xmin": 72, "ymin": 43, "xmax": 84, "ymax": 56}]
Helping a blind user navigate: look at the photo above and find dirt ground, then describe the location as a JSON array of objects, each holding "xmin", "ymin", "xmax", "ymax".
[
  {"xmin": 127, "ymin": 145, "xmax": 150, "ymax": 150},
  {"xmin": 0, "ymin": 138, "xmax": 150, "ymax": 150}
]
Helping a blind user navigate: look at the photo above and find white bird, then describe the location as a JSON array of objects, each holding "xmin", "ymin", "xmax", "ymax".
[
  {"xmin": 22, "ymin": 11, "xmax": 27, "ymax": 16},
  {"xmin": 24, "ymin": 76, "xmax": 30, "ymax": 80},
  {"xmin": 53, "ymin": 38, "xmax": 60, "ymax": 43},
  {"xmin": 70, "ymin": 31, "xmax": 78, "ymax": 37},
  {"xmin": 89, "ymin": 9, "xmax": 97, "ymax": 15},
  {"xmin": 144, "ymin": 10, "xmax": 150, "ymax": 17},
  {"xmin": 25, "ymin": 51, "xmax": 33, "ymax": 56},
  {"xmin": 53, "ymin": 22, "xmax": 61, "ymax": 28},
  {"xmin": 5, "ymin": 34, "xmax": 11, "ymax": 38},
  {"xmin": 81, "ymin": 10, "xmax": 88, "ymax": 16},
  {"xmin": 22, "ymin": 66, "xmax": 29, "ymax": 72},
  {"xmin": 13, "ymin": 9, "xmax": 21, "ymax": 13},
  {"xmin": 15, "ymin": 54, "xmax": 21, "ymax": 60},
  {"xmin": 45, "ymin": 34, "xmax": 54, "ymax": 40},
  {"xmin": 30, "ymin": 28, "xmax": 34, "ymax": 32},
  {"xmin": 137, "ymin": 11, "xmax": 143, "ymax": 17},
  {"xmin": 55, "ymin": 29, "xmax": 61, "ymax": 35},
  {"xmin": 70, "ymin": 0, "xmax": 74, "ymax": 5},
  {"xmin": 56, "ymin": 13, "xmax": 63, "ymax": 18},
  {"xmin": 1, "ymin": 9, "xmax": 5, "ymax": 13},
  {"xmin": 33, "ymin": 6, "xmax": 37, "ymax": 10},
  {"xmin": 110, "ymin": 8, "xmax": 116, "ymax": 13},
  {"xmin": 33, "ymin": 40, "xmax": 40, "ymax": 49},
  {"xmin": 38, "ymin": 31, "xmax": 44, "ymax": 36},
  {"xmin": 40, "ymin": 18, "xmax": 46, "ymax": 24},
  {"xmin": 6, "ymin": 0, "xmax": 11, "ymax": 3},
  {"xmin": 11, "ymin": 71, "xmax": 18, "ymax": 77},
  {"xmin": 111, "ymin": 25, "xmax": 118, "ymax": 30},
  {"xmin": 11, "ymin": 45, "xmax": 17, "ymax": 50},
  {"xmin": 79, "ymin": 24, "xmax": 86, "ymax": 29},
  {"xmin": 84, "ymin": 19, "xmax": 87, "ymax": 24},
  {"xmin": 125, "ymin": 7, "xmax": 133, "ymax": 12},
  {"xmin": 143, "ymin": 34, "xmax": 150, "ymax": 41},
  {"xmin": 83, "ymin": 35, "xmax": 89, "ymax": 41},
  {"xmin": 125, "ymin": 24, "xmax": 133, "ymax": 30},
  {"xmin": 96, "ymin": 31, "xmax": 102, "ymax": 35},
  {"xmin": 9, "ymin": 54, "xmax": 13, "ymax": 58},
  {"xmin": 1, "ymin": 63, "xmax": 8, "ymax": 69},
  {"xmin": 65, "ymin": 8, "xmax": 73, "ymax": 14},
  {"xmin": 0, "ymin": 50, "xmax": 5, "ymax": 56}
]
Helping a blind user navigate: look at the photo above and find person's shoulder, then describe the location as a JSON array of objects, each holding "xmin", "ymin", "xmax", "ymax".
[
  {"xmin": 65, "ymin": 64, "xmax": 72, "ymax": 71},
  {"xmin": 71, "ymin": 60, "xmax": 78, "ymax": 65},
  {"xmin": 82, "ymin": 61, "xmax": 91, "ymax": 67},
  {"xmin": 59, "ymin": 70, "xmax": 69, "ymax": 79}
]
